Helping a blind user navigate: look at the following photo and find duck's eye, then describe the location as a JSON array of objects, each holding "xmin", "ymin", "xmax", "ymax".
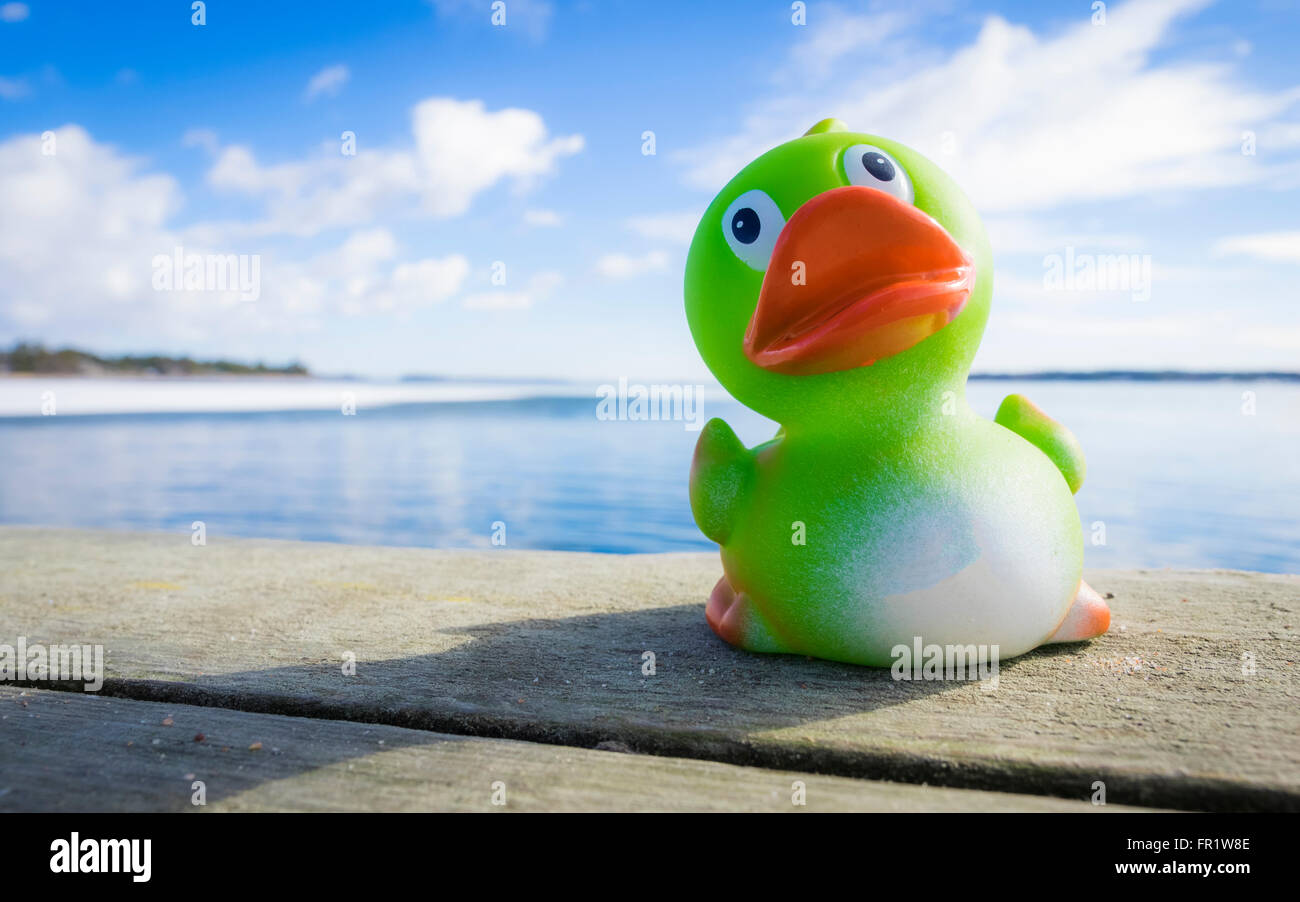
[
  {"xmin": 731, "ymin": 208, "xmax": 760, "ymax": 244},
  {"xmin": 842, "ymin": 144, "xmax": 913, "ymax": 205},
  {"xmin": 722, "ymin": 189, "xmax": 785, "ymax": 272}
]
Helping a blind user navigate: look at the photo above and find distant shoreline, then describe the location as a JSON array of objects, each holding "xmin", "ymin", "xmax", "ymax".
[{"xmin": 1, "ymin": 343, "xmax": 307, "ymax": 378}]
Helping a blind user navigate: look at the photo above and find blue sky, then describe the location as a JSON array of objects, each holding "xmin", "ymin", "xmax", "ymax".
[{"xmin": 0, "ymin": 0, "xmax": 1297, "ymax": 379}]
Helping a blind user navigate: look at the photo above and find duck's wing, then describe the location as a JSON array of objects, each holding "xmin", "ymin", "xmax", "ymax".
[
  {"xmin": 689, "ymin": 417, "xmax": 755, "ymax": 546},
  {"xmin": 994, "ymin": 393, "xmax": 1087, "ymax": 494}
]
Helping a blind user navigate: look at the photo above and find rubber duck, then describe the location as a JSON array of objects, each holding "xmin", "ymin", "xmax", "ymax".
[{"xmin": 684, "ymin": 118, "xmax": 1109, "ymax": 667}]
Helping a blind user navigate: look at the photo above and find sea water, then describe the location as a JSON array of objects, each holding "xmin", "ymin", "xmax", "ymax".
[{"xmin": 0, "ymin": 379, "xmax": 1295, "ymax": 572}]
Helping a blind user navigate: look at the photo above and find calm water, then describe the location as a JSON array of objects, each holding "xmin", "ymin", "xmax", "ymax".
[{"xmin": 1, "ymin": 381, "xmax": 1296, "ymax": 572}]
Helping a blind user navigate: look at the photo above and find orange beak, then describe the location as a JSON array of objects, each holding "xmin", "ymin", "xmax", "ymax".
[{"xmin": 743, "ymin": 186, "xmax": 975, "ymax": 375}]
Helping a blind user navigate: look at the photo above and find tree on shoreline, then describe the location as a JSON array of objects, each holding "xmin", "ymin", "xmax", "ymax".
[{"xmin": 0, "ymin": 342, "xmax": 309, "ymax": 376}]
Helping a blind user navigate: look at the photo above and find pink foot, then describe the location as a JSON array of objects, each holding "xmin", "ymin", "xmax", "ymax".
[
  {"xmin": 705, "ymin": 575, "xmax": 789, "ymax": 653},
  {"xmin": 1046, "ymin": 580, "xmax": 1111, "ymax": 644}
]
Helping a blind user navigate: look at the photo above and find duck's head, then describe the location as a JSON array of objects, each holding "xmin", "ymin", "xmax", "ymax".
[{"xmin": 685, "ymin": 119, "xmax": 991, "ymax": 429}]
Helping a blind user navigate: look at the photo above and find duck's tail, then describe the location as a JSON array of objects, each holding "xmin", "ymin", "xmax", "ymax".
[{"xmin": 1046, "ymin": 580, "xmax": 1111, "ymax": 643}]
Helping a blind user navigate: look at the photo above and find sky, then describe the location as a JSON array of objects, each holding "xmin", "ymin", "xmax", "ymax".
[{"xmin": 0, "ymin": 0, "xmax": 1297, "ymax": 380}]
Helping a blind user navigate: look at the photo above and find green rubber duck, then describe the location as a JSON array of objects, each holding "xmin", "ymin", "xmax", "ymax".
[{"xmin": 685, "ymin": 118, "xmax": 1109, "ymax": 667}]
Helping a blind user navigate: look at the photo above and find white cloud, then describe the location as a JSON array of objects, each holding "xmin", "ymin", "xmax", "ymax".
[
  {"xmin": 460, "ymin": 291, "xmax": 532, "ymax": 310},
  {"xmin": 430, "ymin": 0, "xmax": 553, "ymax": 43},
  {"xmin": 205, "ymin": 97, "xmax": 583, "ymax": 235},
  {"xmin": 411, "ymin": 98, "xmax": 582, "ymax": 216},
  {"xmin": 350, "ymin": 253, "xmax": 469, "ymax": 315},
  {"xmin": 677, "ymin": 0, "xmax": 1300, "ymax": 213},
  {"xmin": 1211, "ymin": 231, "xmax": 1300, "ymax": 263},
  {"xmin": 981, "ymin": 215, "xmax": 1147, "ymax": 255},
  {"xmin": 304, "ymin": 64, "xmax": 350, "ymax": 102},
  {"xmin": 0, "ymin": 127, "xmax": 478, "ymax": 343},
  {"xmin": 324, "ymin": 227, "xmax": 398, "ymax": 274},
  {"xmin": 208, "ymin": 145, "xmax": 310, "ymax": 196},
  {"xmin": 0, "ymin": 76, "xmax": 29, "ymax": 100},
  {"xmin": 251, "ymin": 227, "xmax": 471, "ymax": 318},
  {"xmin": 999, "ymin": 312, "xmax": 1215, "ymax": 340},
  {"xmin": 0, "ymin": 101, "xmax": 582, "ymax": 344},
  {"xmin": 626, "ymin": 211, "xmax": 699, "ymax": 244},
  {"xmin": 460, "ymin": 270, "xmax": 562, "ymax": 310},
  {"xmin": 391, "ymin": 256, "xmax": 469, "ymax": 304},
  {"xmin": 1235, "ymin": 324, "xmax": 1300, "ymax": 351},
  {"xmin": 181, "ymin": 128, "xmax": 219, "ymax": 155},
  {"xmin": 0, "ymin": 126, "xmax": 180, "ymax": 279},
  {"xmin": 215, "ymin": 230, "xmax": 472, "ymax": 320},
  {"xmin": 0, "ymin": 3, "xmax": 29, "ymax": 23},
  {"xmin": 670, "ymin": 0, "xmax": 1300, "ymax": 374},
  {"xmin": 523, "ymin": 208, "xmax": 562, "ymax": 227},
  {"xmin": 775, "ymin": 5, "xmax": 911, "ymax": 83},
  {"xmin": 595, "ymin": 250, "xmax": 669, "ymax": 279},
  {"xmin": 973, "ymin": 303, "xmax": 1300, "ymax": 371},
  {"xmin": 0, "ymin": 125, "xmax": 241, "ymax": 340}
]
